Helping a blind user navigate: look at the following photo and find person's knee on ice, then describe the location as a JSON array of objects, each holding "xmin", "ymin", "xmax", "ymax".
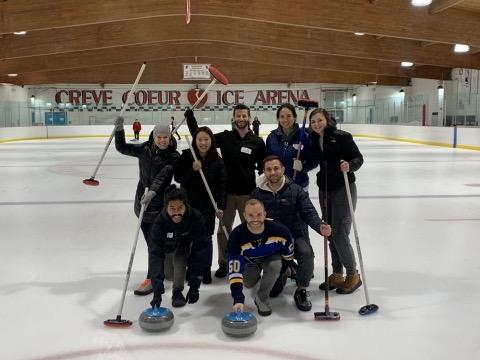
[{"xmin": 227, "ymin": 199, "xmax": 294, "ymax": 317}]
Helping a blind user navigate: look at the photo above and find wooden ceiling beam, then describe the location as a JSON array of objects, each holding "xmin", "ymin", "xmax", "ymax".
[
  {"xmin": 413, "ymin": 65, "xmax": 452, "ymax": 80},
  {"xmin": 1, "ymin": 0, "xmax": 480, "ymax": 47},
  {"xmin": 0, "ymin": 41, "xmax": 451, "ymax": 80},
  {"xmin": 1, "ymin": 17, "xmax": 478, "ymax": 70},
  {"xmin": 0, "ymin": 0, "xmax": 181, "ymax": 33},
  {"xmin": 429, "ymin": 0, "xmax": 466, "ymax": 15},
  {"xmin": 0, "ymin": 59, "xmax": 411, "ymax": 86}
]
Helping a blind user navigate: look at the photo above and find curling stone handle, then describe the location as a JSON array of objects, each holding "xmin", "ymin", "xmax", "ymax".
[{"xmin": 235, "ymin": 309, "xmax": 243, "ymax": 320}]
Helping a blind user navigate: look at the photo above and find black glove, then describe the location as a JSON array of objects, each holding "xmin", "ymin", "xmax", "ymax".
[
  {"xmin": 184, "ymin": 109, "xmax": 194, "ymax": 121},
  {"xmin": 280, "ymin": 259, "xmax": 293, "ymax": 274},
  {"xmin": 114, "ymin": 116, "xmax": 124, "ymax": 131},
  {"xmin": 186, "ymin": 287, "xmax": 199, "ymax": 304},
  {"xmin": 150, "ymin": 293, "xmax": 162, "ymax": 308}
]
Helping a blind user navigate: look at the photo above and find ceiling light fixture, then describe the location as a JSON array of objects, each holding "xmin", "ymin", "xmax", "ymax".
[
  {"xmin": 7, "ymin": 73, "xmax": 18, "ymax": 77},
  {"xmin": 411, "ymin": 0, "xmax": 432, "ymax": 6},
  {"xmin": 13, "ymin": 31, "xmax": 27, "ymax": 35},
  {"xmin": 354, "ymin": 32, "xmax": 365, "ymax": 36},
  {"xmin": 401, "ymin": 61, "xmax": 414, "ymax": 67},
  {"xmin": 437, "ymin": 84, "xmax": 444, "ymax": 97},
  {"xmin": 454, "ymin": 44, "xmax": 470, "ymax": 53}
]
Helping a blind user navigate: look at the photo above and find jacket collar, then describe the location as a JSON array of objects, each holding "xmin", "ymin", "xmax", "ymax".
[
  {"xmin": 256, "ymin": 174, "xmax": 288, "ymax": 193},
  {"xmin": 233, "ymin": 128, "xmax": 254, "ymax": 140},
  {"xmin": 273, "ymin": 123, "xmax": 300, "ymax": 138},
  {"xmin": 161, "ymin": 205, "xmax": 191, "ymax": 228}
]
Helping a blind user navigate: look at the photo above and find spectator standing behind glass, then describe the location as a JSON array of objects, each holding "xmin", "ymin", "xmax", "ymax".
[
  {"xmin": 114, "ymin": 117, "xmax": 180, "ymax": 296},
  {"xmin": 174, "ymin": 126, "xmax": 227, "ymax": 284},
  {"xmin": 170, "ymin": 116, "xmax": 181, "ymax": 140},
  {"xmin": 252, "ymin": 116, "xmax": 261, "ymax": 136},
  {"xmin": 265, "ymin": 103, "xmax": 317, "ymax": 191},
  {"xmin": 132, "ymin": 119, "xmax": 141, "ymax": 140},
  {"xmin": 185, "ymin": 105, "xmax": 266, "ymax": 278},
  {"xmin": 308, "ymin": 108, "xmax": 364, "ymax": 294}
]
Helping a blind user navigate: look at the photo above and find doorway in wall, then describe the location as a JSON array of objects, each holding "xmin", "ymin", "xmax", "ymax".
[{"xmin": 322, "ymin": 89, "xmax": 347, "ymax": 123}]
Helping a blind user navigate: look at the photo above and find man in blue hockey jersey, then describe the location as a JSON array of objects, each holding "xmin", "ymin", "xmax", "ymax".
[{"xmin": 228, "ymin": 199, "xmax": 295, "ymax": 316}]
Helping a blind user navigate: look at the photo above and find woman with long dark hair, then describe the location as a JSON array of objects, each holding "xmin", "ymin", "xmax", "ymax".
[
  {"xmin": 266, "ymin": 103, "xmax": 317, "ymax": 190},
  {"xmin": 174, "ymin": 126, "xmax": 227, "ymax": 284},
  {"xmin": 308, "ymin": 108, "xmax": 364, "ymax": 294}
]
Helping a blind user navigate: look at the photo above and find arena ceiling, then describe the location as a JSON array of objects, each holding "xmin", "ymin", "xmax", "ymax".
[{"xmin": 1, "ymin": 0, "xmax": 479, "ymax": 86}]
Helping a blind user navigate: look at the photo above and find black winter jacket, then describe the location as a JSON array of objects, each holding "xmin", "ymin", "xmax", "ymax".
[
  {"xmin": 149, "ymin": 206, "xmax": 208, "ymax": 296},
  {"xmin": 309, "ymin": 128, "xmax": 363, "ymax": 192},
  {"xmin": 187, "ymin": 116, "xmax": 265, "ymax": 195},
  {"xmin": 115, "ymin": 129, "xmax": 180, "ymax": 223},
  {"xmin": 250, "ymin": 175, "xmax": 323, "ymax": 239},
  {"xmin": 174, "ymin": 149, "xmax": 227, "ymax": 211}
]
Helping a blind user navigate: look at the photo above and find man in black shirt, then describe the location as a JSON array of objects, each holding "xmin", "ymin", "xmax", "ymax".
[
  {"xmin": 186, "ymin": 104, "xmax": 266, "ymax": 278},
  {"xmin": 149, "ymin": 185, "xmax": 207, "ymax": 308}
]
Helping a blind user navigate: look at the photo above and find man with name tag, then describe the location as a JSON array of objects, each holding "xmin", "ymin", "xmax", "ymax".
[
  {"xmin": 149, "ymin": 185, "xmax": 207, "ymax": 308},
  {"xmin": 186, "ymin": 104, "xmax": 266, "ymax": 278}
]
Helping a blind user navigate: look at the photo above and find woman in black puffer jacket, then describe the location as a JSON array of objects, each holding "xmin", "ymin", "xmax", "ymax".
[
  {"xmin": 115, "ymin": 121, "xmax": 180, "ymax": 295},
  {"xmin": 174, "ymin": 126, "xmax": 227, "ymax": 284},
  {"xmin": 308, "ymin": 108, "xmax": 364, "ymax": 295}
]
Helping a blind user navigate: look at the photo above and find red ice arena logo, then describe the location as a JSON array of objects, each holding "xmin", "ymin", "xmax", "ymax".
[{"xmin": 187, "ymin": 89, "xmax": 208, "ymax": 108}]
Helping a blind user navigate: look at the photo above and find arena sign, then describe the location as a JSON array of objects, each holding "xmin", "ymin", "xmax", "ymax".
[{"xmin": 54, "ymin": 89, "xmax": 312, "ymax": 108}]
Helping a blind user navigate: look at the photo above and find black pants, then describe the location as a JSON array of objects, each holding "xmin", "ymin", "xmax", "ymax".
[
  {"xmin": 319, "ymin": 184, "xmax": 358, "ymax": 275},
  {"xmin": 140, "ymin": 221, "xmax": 154, "ymax": 278}
]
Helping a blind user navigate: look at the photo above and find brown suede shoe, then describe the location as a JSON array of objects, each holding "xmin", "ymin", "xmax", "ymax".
[
  {"xmin": 319, "ymin": 273, "xmax": 345, "ymax": 291},
  {"xmin": 336, "ymin": 273, "xmax": 362, "ymax": 294}
]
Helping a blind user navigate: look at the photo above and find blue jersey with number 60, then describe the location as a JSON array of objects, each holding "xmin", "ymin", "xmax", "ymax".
[{"xmin": 227, "ymin": 219, "xmax": 294, "ymax": 304}]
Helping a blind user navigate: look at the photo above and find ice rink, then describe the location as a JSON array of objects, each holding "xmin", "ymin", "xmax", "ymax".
[{"xmin": 1, "ymin": 135, "xmax": 479, "ymax": 360}]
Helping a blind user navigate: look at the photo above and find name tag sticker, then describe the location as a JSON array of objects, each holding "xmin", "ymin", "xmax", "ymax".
[
  {"xmin": 240, "ymin": 147, "xmax": 252, "ymax": 155},
  {"xmin": 167, "ymin": 232, "xmax": 174, "ymax": 238}
]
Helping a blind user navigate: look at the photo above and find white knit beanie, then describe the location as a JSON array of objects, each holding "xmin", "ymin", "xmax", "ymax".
[{"xmin": 153, "ymin": 123, "xmax": 170, "ymax": 136}]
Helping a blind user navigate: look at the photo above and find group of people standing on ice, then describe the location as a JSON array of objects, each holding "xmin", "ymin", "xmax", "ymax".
[{"xmin": 113, "ymin": 101, "xmax": 364, "ymax": 316}]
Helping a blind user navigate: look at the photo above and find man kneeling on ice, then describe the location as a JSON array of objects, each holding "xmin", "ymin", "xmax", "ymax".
[
  {"xmin": 227, "ymin": 199, "xmax": 295, "ymax": 316},
  {"xmin": 149, "ymin": 185, "xmax": 207, "ymax": 308}
]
